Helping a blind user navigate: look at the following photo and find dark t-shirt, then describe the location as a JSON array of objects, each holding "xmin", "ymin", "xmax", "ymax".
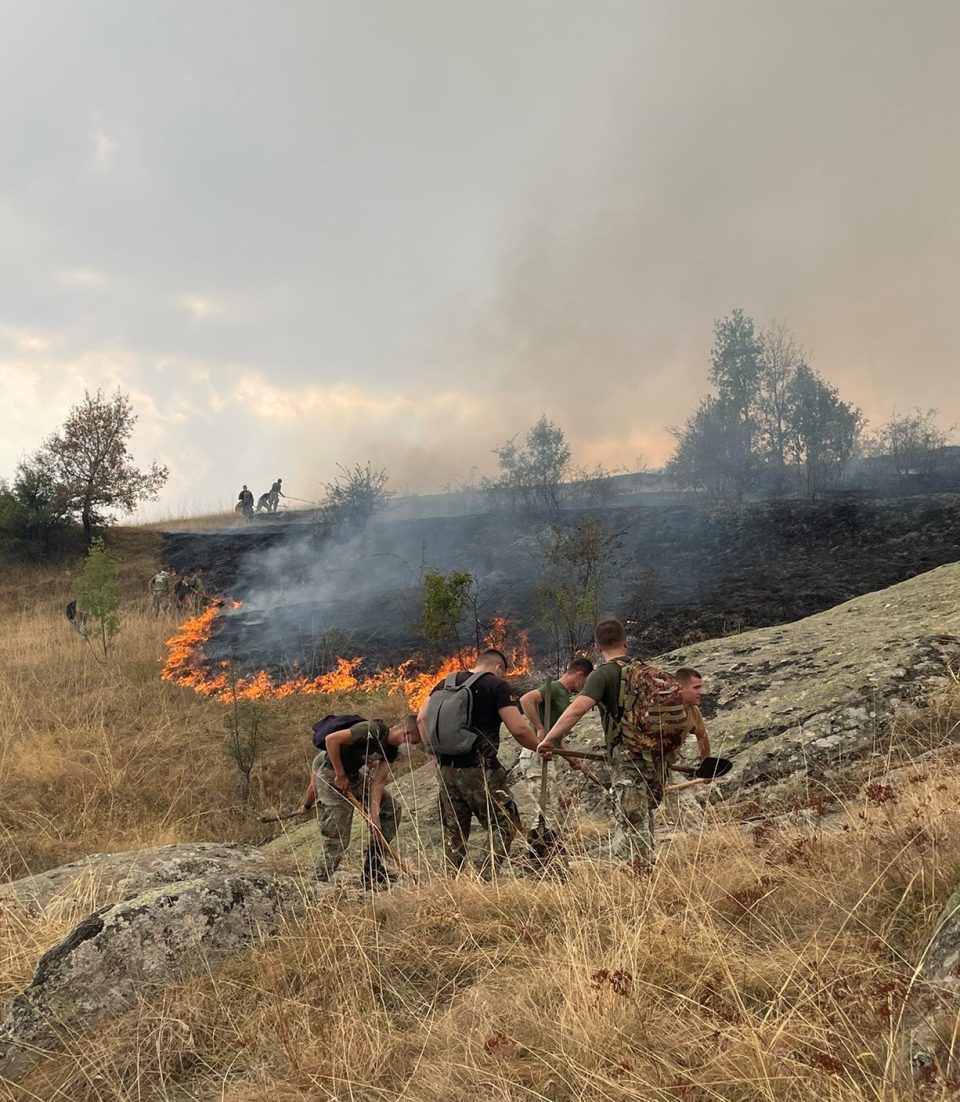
[
  {"xmin": 332, "ymin": 719, "xmax": 399, "ymax": 776},
  {"xmin": 581, "ymin": 659, "xmax": 624, "ymax": 745},
  {"xmin": 428, "ymin": 670, "xmax": 520, "ymax": 766}
]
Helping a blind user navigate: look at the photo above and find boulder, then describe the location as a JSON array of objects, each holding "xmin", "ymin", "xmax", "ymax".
[
  {"xmin": 0, "ymin": 872, "xmax": 313, "ymax": 1082},
  {"xmin": 0, "ymin": 842, "xmax": 270, "ymax": 915},
  {"xmin": 907, "ymin": 885, "xmax": 960, "ymax": 1079},
  {"xmin": 658, "ymin": 561, "xmax": 960, "ymax": 796}
]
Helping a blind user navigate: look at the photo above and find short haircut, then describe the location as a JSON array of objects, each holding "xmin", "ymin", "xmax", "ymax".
[
  {"xmin": 479, "ymin": 647, "xmax": 508, "ymax": 669},
  {"xmin": 566, "ymin": 656, "xmax": 595, "ymax": 676},
  {"xmin": 594, "ymin": 619, "xmax": 626, "ymax": 649},
  {"xmin": 675, "ymin": 667, "xmax": 702, "ymax": 684}
]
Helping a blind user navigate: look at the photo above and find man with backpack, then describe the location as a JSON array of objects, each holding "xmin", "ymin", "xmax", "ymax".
[
  {"xmin": 297, "ymin": 714, "xmax": 421, "ymax": 889},
  {"xmin": 537, "ymin": 619, "xmax": 687, "ymax": 868},
  {"xmin": 418, "ymin": 648, "xmax": 539, "ymax": 877}
]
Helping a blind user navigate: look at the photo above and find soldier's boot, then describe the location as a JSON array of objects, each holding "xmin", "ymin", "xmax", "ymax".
[{"xmin": 360, "ymin": 851, "xmax": 393, "ymax": 891}]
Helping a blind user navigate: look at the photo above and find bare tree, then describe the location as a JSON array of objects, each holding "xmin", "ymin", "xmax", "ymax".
[
  {"xmin": 757, "ymin": 320, "xmax": 803, "ymax": 495},
  {"xmin": 876, "ymin": 408, "xmax": 954, "ymax": 479},
  {"xmin": 322, "ymin": 462, "xmax": 394, "ymax": 527},
  {"xmin": 43, "ymin": 389, "xmax": 168, "ymax": 544}
]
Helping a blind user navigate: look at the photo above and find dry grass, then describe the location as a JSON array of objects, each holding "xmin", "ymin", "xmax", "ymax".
[{"xmin": 2, "ymin": 537, "xmax": 960, "ymax": 1099}]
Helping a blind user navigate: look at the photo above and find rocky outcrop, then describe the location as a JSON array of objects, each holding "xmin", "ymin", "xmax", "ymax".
[
  {"xmin": 0, "ymin": 872, "xmax": 312, "ymax": 1083},
  {"xmin": 0, "ymin": 842, "xmax": 269, "ymax": 915},
  {"xmin": 907, "ymin": 885, "xmax": 960, "ymax": 1079},
  {"xmin": 658, "ymin": 561, "xmax": 960, "ymax": 796}
]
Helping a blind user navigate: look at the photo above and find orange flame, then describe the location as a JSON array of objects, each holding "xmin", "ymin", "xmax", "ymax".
[{"xmin": 162, "ymin": 602, "xmax": 530, "ymax": 710}]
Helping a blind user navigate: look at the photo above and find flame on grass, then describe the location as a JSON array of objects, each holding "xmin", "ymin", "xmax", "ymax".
[{"xmin": 162, "ymin": 604, "xmax": 530, "ymax": 710}]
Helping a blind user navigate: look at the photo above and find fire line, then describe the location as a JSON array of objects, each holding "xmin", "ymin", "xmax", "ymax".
[{"xmin": 161, "ymin": 603, "xmax": 530, "ymax": 710}]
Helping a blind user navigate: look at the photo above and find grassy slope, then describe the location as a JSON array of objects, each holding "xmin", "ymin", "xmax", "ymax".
[{"xmin": 2, "ymin": 529, "xmax": 960, "ymax": 1100}]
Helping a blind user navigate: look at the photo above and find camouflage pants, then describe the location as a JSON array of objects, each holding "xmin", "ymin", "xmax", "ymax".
[
  {"xmin": 313, "ymin": 768, "xmax": 401, "ymax": 880},
  {"xmin": 437, "ymin": 761, "xmax": 521, "ymax": 876},
  {"xmin": 608, "ymin": 745, "xmax": 677, "ymax": 866}
]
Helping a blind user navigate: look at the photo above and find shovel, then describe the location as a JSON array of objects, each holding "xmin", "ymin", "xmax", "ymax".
[
  {"xmin": 526, "ymin": 680, "xmax": 566, "ymax": 870},
  {"xmin": 664, "ymin": 756, "xmax": 733, "ymax": 795}
]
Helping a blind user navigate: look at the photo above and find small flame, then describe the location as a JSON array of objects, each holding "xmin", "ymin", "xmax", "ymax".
[{"xmin": 162, "ymin": 601, "xmax": 530, "ymax": 710}]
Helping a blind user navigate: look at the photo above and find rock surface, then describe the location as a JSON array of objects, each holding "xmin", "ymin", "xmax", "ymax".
[
  {"xmin": 907, "ymin": 883, "xmax": 960, "ymax": 1078},
  {"xmin": 0, "ymin": 842, "xmax": 269, "ymax": 915},
  {"xmin": 0, "ymin": 872, "xmax": 311, "ymax": 1083},
  {"xmin": 658, "ymin": 561, "xmax": 960, "ymax": 796}
]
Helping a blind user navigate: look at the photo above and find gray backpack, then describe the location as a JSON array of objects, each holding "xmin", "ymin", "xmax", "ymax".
[{"xmin": 422, "ymin": 670, "xmax": 487, "ymax": 756}]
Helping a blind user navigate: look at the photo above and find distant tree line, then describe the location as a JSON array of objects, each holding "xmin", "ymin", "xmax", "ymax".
[{"xmin": 666, "ymin": 309, "xmax": 954, "ymax": 499}]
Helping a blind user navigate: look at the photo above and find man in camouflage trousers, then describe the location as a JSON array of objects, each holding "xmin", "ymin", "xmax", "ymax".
[
  {"xmin": 298, "ymin": 715, "xmax": 420, "ymax": 888},
  {"xmin": 538, "ymin": 619, "xmax": 666, "ymax": 867},
  {"xmin": 419, "ymin": 649, "xmax": 538, "ymax": 877}
]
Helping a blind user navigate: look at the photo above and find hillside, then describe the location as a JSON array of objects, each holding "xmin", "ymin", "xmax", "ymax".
[
  {"xmin": 2, "ymin": 537, "xmax": 960, "ymax": 1097},
  {"xmin": 160, "ymin": 493, "xmax": 960, "ymax": 675}
]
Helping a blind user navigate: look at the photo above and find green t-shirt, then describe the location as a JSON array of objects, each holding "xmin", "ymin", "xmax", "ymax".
[
  {"xmin": 537, "ymin": 679, "xmax": 572, "ymax": 728},
  {"xmin": 581, "ymin": 659, "xmax": 624, "ymax": 744}
]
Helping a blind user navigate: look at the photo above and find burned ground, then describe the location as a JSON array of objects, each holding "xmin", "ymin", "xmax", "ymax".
[{"xmin": 160, "ymin": 492, "xmax": 960, "ymax": 677}]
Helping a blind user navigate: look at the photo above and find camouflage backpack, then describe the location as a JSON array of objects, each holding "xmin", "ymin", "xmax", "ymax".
[{"xmin": 613, "ymin": 658, "xmax": 688, "ymax": 755}]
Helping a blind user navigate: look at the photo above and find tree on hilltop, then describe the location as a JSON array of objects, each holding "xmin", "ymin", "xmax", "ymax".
[
  {"xmin": 667, "ymin": 311, "xmax": 862, "ymax": 499},
  {"xmin": 483, "ymin": 416, "xmax": 573, "ymax": 513},
  {"xmin": 875, "ymin": 408, "xmax": 954, "ymax": 480},
  {"xmin": 322, "ymin": 461, "xmax": 394, "ymax": 527},
  {"xmin": 42, "ymin": 389, "xmax": 168, "ymax": 544}
]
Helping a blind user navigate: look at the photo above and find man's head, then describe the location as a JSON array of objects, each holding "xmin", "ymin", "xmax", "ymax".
[
  {"xmin": 388, "ymin": 714, "xmax": 422, "ymax": 746},
  {"xmin": 475, "ymin": 648, "xmax": 508, "ymax": 677},
  {"xmin": 675, "ymin": 667, "xmax": 704, "ymax": 707},
  {"xmin": 561, "ymin": 655, "xmax": 594, "ymax": 692},
  {"xmin": 242, "ymin": 484, "xmax": 248, "ymax": 491},
  {"xmin": 594, "ymin": 619, "xmax": 627, "ymax": 654}
]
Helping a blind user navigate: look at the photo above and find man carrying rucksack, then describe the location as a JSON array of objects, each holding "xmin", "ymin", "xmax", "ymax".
[
  {"xmin": 150, "ymin": 569, "xmax": 171, "ymax": 616},
  {"xmin": 537, "ymin": 619, "xmax": 687, "ymax": 868},
  {"xmin": 297, "ymin": 715, "xmax": 421, "ymax": 889},
  {"xmin": 418, "ymin": 648, "xmax": 539, "ymax": 877}
]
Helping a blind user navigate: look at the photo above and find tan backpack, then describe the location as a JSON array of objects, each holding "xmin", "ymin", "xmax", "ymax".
[{"xmin": 613, "ymin": 657, "xmax": 688, "ymax": 755}]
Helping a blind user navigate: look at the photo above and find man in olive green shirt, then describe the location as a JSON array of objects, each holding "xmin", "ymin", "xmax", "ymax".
[
  {"xmin": 517, "ymin": 657, "xmax": 593, "ymax": 818},
  {"xmin": 664, "ymin": 667, "xmax": 712, "ymax": 829},
  {"xmin": 538, "ymin": 619, "xmax": 664, "ymax": 867}
]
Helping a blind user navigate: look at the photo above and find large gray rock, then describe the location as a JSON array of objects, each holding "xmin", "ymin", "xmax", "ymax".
[
  {"xmin": 658, "ymin": 561, "xmax": 960, "ymax": 795},
  {"xmin": 907, "ymin": 885, "xmax": 960, "ymax": 1079},
  {"xmin": 0, "ymin": 842, "xmax": 270, "ymax": 914},
  {"xmin": 0, "ymin": 872, "xmax": 312, "ymax": 1083}
]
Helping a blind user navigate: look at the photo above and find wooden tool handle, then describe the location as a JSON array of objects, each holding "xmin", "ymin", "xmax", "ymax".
[
  {"xmin": 663, "ymin": 778, "xmax": 707, "ymax": 795},
  {"xmin": 550, "ymin": 748, "xmax": 607, "ymax": 762}
]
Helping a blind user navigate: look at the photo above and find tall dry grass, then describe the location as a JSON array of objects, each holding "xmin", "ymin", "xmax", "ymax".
[
  {"xmin": 6, "ymin": 765, "xmax": 960, "ymax": 1100},
  {"xmin": 0, "ymin": 538, "xmax": 406, "ymax": 880}
]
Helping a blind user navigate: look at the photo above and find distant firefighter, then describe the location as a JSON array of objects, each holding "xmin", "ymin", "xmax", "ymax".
[
  {"xmin": 237, "ymin": 484, "xmax": 254, "ymax": 519},
  {"xmin": 268, "ymin": 477, "xmax": 285, "ymax": 513}
]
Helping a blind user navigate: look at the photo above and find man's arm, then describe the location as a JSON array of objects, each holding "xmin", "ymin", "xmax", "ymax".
[
  {"xmin": 499, "ymin": 705, "xmax": 540, "ymax": 752},
  {"xmin": 297, "ymin": 771, "xmax": 318, "ymax": 815},
  {"xmin": 537, "ymin": 693, "xmax": 597, "ymax": 752},
  {"xmin": 366, "ymin": 760, "xmax": 390, "ymax": 823},
  {"xmin": 694, "ymin": 714, "xmax": 711, "ymax": 759},
  {"xmin": 322, "ymin": 729, "xmax": 355, "ymax": 792},
  {"xmin": 416, "ymin": 697, "xmax": 430, "ymax": 743},
  {"xmin": 519, "ymin": 688, "xmax": 544, "ymax": 735}
]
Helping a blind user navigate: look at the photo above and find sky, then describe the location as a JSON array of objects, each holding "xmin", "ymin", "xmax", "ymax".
[{"xmin": 2, "ymin": 0, "xmax": 958, "ymax": 518}]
